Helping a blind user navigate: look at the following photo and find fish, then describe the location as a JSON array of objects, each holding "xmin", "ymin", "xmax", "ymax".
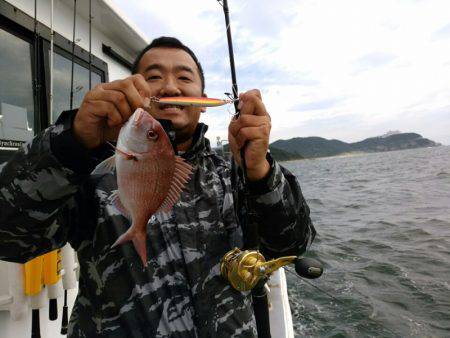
[{"xmin": 94, "ymin": 108, "xmax": 192, "ymax": 266}]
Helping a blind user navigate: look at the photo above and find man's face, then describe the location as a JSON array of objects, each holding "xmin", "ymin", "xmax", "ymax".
[{"xmin": 137, "ymin": 47, "xmax": 205, "ymax": 143}]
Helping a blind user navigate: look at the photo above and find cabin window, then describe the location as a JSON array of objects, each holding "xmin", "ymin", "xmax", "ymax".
[
  {"xmin": 0, "ymin": 1, "xmax": 108, "ymax": 164},
  {"xmin": 0, "ymin": 28, "xmax": 35, "ymax": 163},
  {"xmin": 50, "ymin": 51, "xmax": 102, "ymax": 123}
]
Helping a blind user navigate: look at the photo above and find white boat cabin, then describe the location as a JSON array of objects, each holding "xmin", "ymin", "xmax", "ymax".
[{"xmin": 0, "ymin": 0, "xmax": 147, "ymax": 336}]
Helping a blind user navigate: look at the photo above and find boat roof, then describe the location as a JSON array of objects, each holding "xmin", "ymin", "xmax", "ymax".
[{"xmin": 60, "ymin": 0, "xmax": 149, "ymax": 56}]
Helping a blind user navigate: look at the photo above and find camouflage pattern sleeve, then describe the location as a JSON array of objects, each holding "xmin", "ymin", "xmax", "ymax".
[
  {"xmin": 0, "ymin": 110, "xmax": 106, "ymax": 263},
  {"xmin": 244, "ymin": 155, "xmax": 316, "ymax": 259}
]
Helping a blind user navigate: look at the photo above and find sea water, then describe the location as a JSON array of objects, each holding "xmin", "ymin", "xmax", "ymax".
[{"xmin": 284, "ymin": 146, "xmax": 450, "ymax": 337}]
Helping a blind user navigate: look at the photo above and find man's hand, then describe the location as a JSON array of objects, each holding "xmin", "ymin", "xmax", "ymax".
[
  {"xmin": 228, "ymin": 89, "xmax": 271, "ymax": 181},
  {"xmin": 73, "ymin": 74, "xmax": 151, "ymax": 149}
]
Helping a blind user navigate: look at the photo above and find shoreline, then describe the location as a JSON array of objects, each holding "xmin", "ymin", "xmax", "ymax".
[{"xmin": 279, "ymin": 145, "xmax": 446, "ymax": 162}]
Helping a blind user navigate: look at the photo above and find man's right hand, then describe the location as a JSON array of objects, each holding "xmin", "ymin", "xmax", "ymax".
[{"xmin": 73, "ymin": 74, "xmax": 151, "ymax": 149}]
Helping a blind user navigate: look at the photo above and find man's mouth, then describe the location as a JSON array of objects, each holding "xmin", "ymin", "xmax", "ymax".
[{"xmin": 159, "ymin": 104, "xmax": 185, "ymax": 111}]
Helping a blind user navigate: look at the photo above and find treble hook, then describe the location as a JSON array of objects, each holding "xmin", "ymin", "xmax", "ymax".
[{"xmin": 225, "ymin": 92, "xmax": 239, "ymax": 117}]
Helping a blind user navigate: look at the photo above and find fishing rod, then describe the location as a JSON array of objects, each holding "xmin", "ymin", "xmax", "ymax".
[
  {"xmin": 217, "ymin": 0, "xmax": 249, "ymax": 184},
  {"xmin": 217, "ymin": 1, "xmax": 273, "ymax": 337},
  {"xmin": 215, "ymin": 4, "xmax": 330, "ymax": 338},
  {"xmin": 46, "ymin": 4, "xmax": 65, "ymax": 324},
  {"xmin": 30, "ymin": 5, "xmax": 43, "ymax": 337},
  {"xmin": 218, "ymin": 0, "xmax": 239, "ymax": 114},
  {"xmin": 60, "ymin": 1, "xmax": 78, "ymax": 335}
]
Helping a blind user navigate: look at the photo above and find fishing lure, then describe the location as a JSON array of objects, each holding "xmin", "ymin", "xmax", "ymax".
[{"xmin": 147, "ymin": 96, "xmax": 237, "ymax": 108}]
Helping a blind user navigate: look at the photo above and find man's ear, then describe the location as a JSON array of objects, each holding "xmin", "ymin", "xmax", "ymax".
[{"xmin": 201, "ymin": 92, "xmax": 208, "ymax": 113}]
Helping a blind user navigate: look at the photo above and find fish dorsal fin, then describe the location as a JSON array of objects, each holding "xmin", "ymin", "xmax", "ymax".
[
  {"xmin": 91, "ymin": 155, "xmax": 116, "ymax": 175},
  {"xmin": 110, "ymin": 190, "xmax": 131, "ymax": 220},
  {"xmin": 158, "ymin": 156, "xmax": 193, "ymax": 213}
]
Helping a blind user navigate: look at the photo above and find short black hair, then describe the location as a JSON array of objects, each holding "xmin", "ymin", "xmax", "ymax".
[{"xmin": 132, "ymin": 36, "xmax": 205, "ymax": 93}]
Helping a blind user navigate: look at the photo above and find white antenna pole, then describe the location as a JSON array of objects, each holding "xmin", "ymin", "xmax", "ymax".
[{"xmin": 49, "ymin": 0, "xmax": 54, "ymax": 123}]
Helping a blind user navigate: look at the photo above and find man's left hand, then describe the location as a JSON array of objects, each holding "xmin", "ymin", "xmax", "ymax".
[{"xmin": 228, "ymin": 89, "xmax": 271, "ymax": 181}]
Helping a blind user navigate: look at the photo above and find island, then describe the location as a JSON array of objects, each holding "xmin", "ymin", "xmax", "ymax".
[{"xmin": 268, "ymin": 132, "xmax": 440, "ymax": 161}]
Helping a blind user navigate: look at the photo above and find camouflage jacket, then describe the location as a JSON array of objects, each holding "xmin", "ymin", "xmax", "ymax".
[{"xmin": 0, "ymin": 110, "xmax": 315, "ymax": 338}]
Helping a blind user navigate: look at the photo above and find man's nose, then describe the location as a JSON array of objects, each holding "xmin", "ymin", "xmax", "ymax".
[{"xmin": 159, "ymin": 76, "xmax": 181, "ymax": 96}]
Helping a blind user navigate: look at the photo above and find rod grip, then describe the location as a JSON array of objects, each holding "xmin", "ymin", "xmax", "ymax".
[
  {"xmin": 49, "ymin": 298, "xmax": 58, "ymax": 321},
  {"xmin": 61, "ymin": 291, "xmax": 69, "ymax": 335},
  {"xmin": 60, "ymin": 305, "xmax": 68, "ymax": 335},
  {"xmin": 295, "ymin": 257, "xmax": 323, "ymax": 279},
  {"xmin": 31, "ymin": 309, "xmax": 40, "ymax": 338}
]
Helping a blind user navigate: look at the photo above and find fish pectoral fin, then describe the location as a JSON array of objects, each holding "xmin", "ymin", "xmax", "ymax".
[
  {"xmin": 115, "ymin": 146, "xmax": 139, "ymax": 161},
  {"xmin": 105, "ymin": 136, "xmax": 136, "ymax": 161},
  {"xmin": 156, "ymin": 201, "xmax": 174, "ymax": 214},
  {"xmin": 106, "ymin": 141, "xmax": 117, "ymax": 150},
  {"xmin": 110, "ymin": 190, "xmax": 131, "ymax": 220},
  {"xmin": 158, "ymin": 156, "xmax": 193, "ymax": 212},
  {"xmin": 91, "ymin": 155, "xmax": 116, "ymax": 175}
]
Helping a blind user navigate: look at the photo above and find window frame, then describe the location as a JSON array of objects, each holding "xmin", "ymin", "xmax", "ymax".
[
  {"xmin": 0, "ymin": 6, "xmax": 40, "ymax": 136},
  {"xmin": 42, "ymin": 40, "xmax": 107, "ymax": 124},
  {"xmin": 0, "ymin": 0, "xmax": 109, "ymax": 141}
]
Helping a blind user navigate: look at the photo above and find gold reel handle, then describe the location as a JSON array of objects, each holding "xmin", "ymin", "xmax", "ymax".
[{"xmin": 220, "ymin": 248, "xmax": 296, "ymax": 291}]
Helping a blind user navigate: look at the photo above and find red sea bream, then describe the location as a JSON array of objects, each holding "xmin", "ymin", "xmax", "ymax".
[{"xmin": 96, "ymin": 108, "xmax": 192, "ymax": 266}]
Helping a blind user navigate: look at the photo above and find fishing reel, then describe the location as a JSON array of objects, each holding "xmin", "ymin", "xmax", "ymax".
[{"xmin": 220, "ymin": 248, "xmax": 323, "ymax": 292}]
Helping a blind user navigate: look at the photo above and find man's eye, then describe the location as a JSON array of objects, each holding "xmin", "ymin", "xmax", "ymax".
[
  {"xmin": 147, "ymin": 75, "xmax": 161, "ymax": 81},
  {"xmin": 179, "ymin": 76, "xmax": 192, "ymax": 81}
]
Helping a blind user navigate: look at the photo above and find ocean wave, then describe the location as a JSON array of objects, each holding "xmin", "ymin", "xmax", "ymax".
[
  {"xmin": 436, "ymin": 171, "xmax": 450, "ymax": 178},
  {"xmin": 287, "ymin": 146, "xmax": 450, "ymax": 337},
  {"xmin": 307, "ymin": 198, "xmax": 324, "ymax": 205}
]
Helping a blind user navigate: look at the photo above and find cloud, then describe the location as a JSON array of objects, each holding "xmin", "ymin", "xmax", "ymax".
[
  {"xmin": 354, "ymin": 52, "xmax": 397, "ymax": 72},
  {"xmin": 290, "ymin": 97, "xmax": 346, "ymax": 112},
  {"xmin": 269, "ymin": 113, "xmax": 371, "ymax": 144},
  {"xmin": 231, "ymin": 0, "xmax": 298, "ymax": 40},
  {"xmin": 237, "ymin": 61, "xmax": 319, "ymax": 89},
  {"xmin": 110, "ymin": 0, "xmax": 450, "ymax": 146},
  {"xmin": 432, "ymin": 22, "xmax": 450, "ymax": 40}
]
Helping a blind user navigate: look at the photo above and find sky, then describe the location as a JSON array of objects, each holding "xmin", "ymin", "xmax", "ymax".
[{"xmin": 110, "ymin": 0, "xmax": 450, "ymax": 146}]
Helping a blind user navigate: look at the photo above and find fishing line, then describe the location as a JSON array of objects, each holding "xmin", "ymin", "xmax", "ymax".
[
  {"xmin": 216, "ymin": 0, "xmax": 275, "ymax": 102},
  {"xmin": 284, "ymin": 266, "xmax": 343, "ymax": 304},
  {"xmin": 216, "ymin": 0, "xmax": 250, "ymax": 38},
  {"xmin": 218, "ymin": 0, "xmax": 251, "ymax": 189},
  {"xmin": 217, "ymin": 0, "xmax": 239, "ymax": 113},
  {"xmin": 285, "ymin": 267, "xmax": 400, "ymax": 336}
]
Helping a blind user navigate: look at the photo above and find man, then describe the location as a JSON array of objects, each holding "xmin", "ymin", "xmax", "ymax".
[{"xmin": 0, "ymin": 37, "xmax": 315, "ymax": 337}]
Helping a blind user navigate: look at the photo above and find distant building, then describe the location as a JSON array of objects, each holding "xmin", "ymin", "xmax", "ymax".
[
  {"xmin": 216, "ymin": 136, "xmax": 230, "ymax": 156},
  {"xmin": 381, "ymin": 130, "xmax": 401, "ymax": 138}
]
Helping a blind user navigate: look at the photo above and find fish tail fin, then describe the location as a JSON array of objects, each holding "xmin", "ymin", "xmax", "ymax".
[
  {"xmin": 111, "ymin": 228, "xmax": 148, "ymax": 267},
  {"xmin": 111, "ymin": 229, "xmax": 134, "ymax": 248},
  {"xmin": 132, "ymin": 232, "xmax": 148, "ymax": 267}
]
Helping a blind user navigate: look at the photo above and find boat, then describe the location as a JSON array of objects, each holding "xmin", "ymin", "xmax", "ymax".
[{"xmin": 0, "ymin": 0, "xmax": 295, "ymax": 336}]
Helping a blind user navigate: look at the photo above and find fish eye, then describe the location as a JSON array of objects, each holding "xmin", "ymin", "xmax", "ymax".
[{"xmin": 147, "ymin": 130, "xmax": 158, "ymax": 140}]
